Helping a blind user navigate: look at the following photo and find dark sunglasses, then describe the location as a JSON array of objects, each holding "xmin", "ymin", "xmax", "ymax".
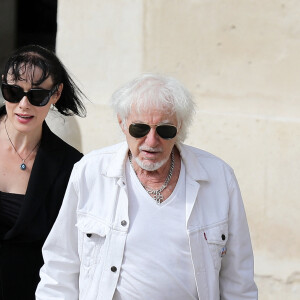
[
  {"xmin": 1, "ymin": 83, "xmax": 59, "ymax": 107},
  {"xmin": 129, "ymin": 123, "xmax": 177, "ymax": 140}
]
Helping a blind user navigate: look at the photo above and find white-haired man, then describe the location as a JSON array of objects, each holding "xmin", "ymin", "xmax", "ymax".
[{"xmin": 36, "ymin": 74, "xmax": 258, "ymax": 300}]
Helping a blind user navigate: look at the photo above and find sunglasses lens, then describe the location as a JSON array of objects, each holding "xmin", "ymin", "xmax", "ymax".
[
  {"xmin": 129, "ymin": 123, "xmax": 150, "ymax": 138},
  {"xmin": 1, "ymin": 83, "xmax": 54, "ymax": 106},
  {"xmin": 157, "ymin": 125, "xmax": 177, "ymax": 139},
  {"xmin": 1, "ymin": 85, "xmax": 23, "ymax": 103},
  {"xmin": 28, "ymin": 89, "xmax": 51, "ymax": 106},
  {"xmin": 129, "ymin": 123, "xmax": 177, "ymax": 139}
]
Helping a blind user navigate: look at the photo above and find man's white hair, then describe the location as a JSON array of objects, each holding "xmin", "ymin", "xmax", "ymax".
[{"xmin": 110, "ymin": 73, "xmax": 196, "ymax": 142}]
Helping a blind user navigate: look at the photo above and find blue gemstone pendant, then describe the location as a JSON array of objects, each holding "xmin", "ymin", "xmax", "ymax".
[{"xmin": 20, "ymin": 163, "xmax": 27, "ymax": 171}]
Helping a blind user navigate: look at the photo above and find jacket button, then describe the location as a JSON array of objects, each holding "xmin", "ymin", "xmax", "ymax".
[
  {"xmin": 111, "ymin": 266, "xmax": 117, "ymax": 272},
  {"xmin": 121, "ymin": 220, "xmax": 127, "ymax": 226},
  {"xmin": 87, "ymin": 233, "xmax": 92, "ymax": 238},
  {"xmin": 221, "ymin": 234, "xmax": 226, "ymax": 240}
]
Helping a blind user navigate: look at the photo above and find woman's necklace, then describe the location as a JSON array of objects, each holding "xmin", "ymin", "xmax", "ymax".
[
  {"xmin": 128, "ymin": 150, "xmax": 175, "ymax": 204},
  {"xmin": 4, "ymin": 117, "xmax": 40, "ymax": 171}
]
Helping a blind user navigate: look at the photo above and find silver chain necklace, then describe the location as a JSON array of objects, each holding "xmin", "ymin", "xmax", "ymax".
[
  {"xmin": 4, "ymin": 117, "xmax": 40, "ymax": 171},
  {"xmin": 129, "ymin": 150, "xmax": 175, "ymax": 204}
]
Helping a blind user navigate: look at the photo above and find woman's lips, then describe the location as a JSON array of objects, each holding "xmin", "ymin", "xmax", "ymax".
[{"xmin": 15, "ymin": 114, "xmax": 34, "ymax": 123}]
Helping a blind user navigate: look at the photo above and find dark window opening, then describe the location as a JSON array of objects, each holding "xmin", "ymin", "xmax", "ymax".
[{"xmin": 17, "ymin": 0, "xmax": 58, "ymax": 51}]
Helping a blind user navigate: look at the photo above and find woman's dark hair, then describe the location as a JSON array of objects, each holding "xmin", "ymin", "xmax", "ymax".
[{"xmin": 2, "ymin": 44, "xmax": 86, "ymax": 117}]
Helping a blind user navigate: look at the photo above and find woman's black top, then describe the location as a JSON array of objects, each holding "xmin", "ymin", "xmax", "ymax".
[
  {"xmin": 0, "ymin": 191, "xmax": 24, "ymax": 236},
  {"xmin": 0, "ymin": 105, "xmax": 83, "ymax": 300}
]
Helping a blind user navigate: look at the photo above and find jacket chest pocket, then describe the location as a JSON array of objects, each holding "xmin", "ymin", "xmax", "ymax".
[
  {"xmin": 204, "ymin": 221, "xmax": 228, "ymax": 271},
  {"xmin": 76, "ymin": 214, "xmax": 108, "ymax": 268}
]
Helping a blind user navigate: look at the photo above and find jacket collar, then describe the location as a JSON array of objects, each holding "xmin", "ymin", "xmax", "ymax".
[
  {"xmin": 176, "ymin": 142, "xmax": 209, "ymax": 182},
  {"xmin": 106, "ymin": 142, "xmax": 129, "ymax": 178},
  {"xmin": 105, "ymin": 141, "xmax": 209, "ymax": 182}
]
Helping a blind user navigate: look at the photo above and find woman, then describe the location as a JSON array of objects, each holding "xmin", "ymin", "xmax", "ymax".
[{"xmin": 0, "ymin": 45, "xmax": 86, "ymax": 300}]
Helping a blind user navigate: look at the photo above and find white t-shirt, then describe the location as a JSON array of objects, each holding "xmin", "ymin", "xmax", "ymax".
[{"xmin": 113, "ymin": 160, "xmax": 198, "ymax": 300}]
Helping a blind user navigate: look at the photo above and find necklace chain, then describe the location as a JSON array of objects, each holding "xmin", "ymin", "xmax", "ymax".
[
  {"xmin": 129, "ymin": 150, "xmax": 175, "ymax": 204},
  {"xmin": 4, "ymin": 117, "xmax": 40, "ymax": 171}
]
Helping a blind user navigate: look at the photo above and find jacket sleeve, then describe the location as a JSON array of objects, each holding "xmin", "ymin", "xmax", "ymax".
[
  {"xmin": 219, "ymin": 170, "xmax": 258, "ymax": 299},
  {"xmin": 36, "ymin": 167, "xmax": 80, "ymax": 300}
]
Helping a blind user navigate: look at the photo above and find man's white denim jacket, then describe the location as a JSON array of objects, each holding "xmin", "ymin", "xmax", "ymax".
[{"xmin": 36, "ymin": 142, "xmax": 258, "ymax": 300}]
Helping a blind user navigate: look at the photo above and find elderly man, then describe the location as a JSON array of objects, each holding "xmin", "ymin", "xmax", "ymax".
[{"xmin": 36, "ymin": 74, "xmax": 257, "ymax": 300}]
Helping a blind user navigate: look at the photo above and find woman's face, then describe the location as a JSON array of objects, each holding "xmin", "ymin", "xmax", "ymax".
[{"xmin": 4, "ymin": 65, "xmax": 62, "ymax": 135}]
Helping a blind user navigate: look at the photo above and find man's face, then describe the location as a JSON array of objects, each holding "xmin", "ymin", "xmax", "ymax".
[{"xmin": 119, "ymin": 105, "xmax": 178, "ymax": 172}]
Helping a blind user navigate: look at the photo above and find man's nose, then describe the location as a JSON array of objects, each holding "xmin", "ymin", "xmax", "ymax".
[{"xmin": 144, "ymin": 128, "xmax": 159, "ymax": 146}]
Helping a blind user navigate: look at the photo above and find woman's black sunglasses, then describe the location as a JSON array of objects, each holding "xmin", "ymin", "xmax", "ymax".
[
  {"xmin": 1, "ymin": 83, "xmax": 59, "ymax": 107},
  {"xmin": 129, "ymin": 123, "xmax": 177, "ymax": 140}
]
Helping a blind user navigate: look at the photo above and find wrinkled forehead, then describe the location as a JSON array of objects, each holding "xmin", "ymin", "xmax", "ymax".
[{"xmin": 127, "ymin": 102, "xmax": 178, "ymax": 124}]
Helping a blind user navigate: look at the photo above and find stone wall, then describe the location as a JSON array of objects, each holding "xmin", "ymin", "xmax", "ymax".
[{"xmin": 56, "ymin": 1, "xmax": 300, "ymax": 298}]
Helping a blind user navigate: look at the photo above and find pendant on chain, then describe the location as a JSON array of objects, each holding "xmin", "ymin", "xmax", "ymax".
[
  {"xmin": 148, "ymin": 190, "xmax": 164, "ymax": 204},
  {"xmin": 4, "ymin": 116, "xmax": 39, "ymax": 171}
]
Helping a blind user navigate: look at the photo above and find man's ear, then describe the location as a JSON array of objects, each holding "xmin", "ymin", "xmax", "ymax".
[{"xmin": 117, "ymin": 115, "xmax": 126, "ymax": 133}]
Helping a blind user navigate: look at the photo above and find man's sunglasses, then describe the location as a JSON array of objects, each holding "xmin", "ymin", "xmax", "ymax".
[
  {"xmin": 1, "ymin": 83, "xmax": 59, "ymax": 107},
  {"xmin": 129, "ymin": 123, "xmax": 177, "ymax": 140}
]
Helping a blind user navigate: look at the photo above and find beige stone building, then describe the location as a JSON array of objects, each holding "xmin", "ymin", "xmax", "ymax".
[
  {"xmin": 2, "ymin": 0, "xmax": 299, "ymax": 298},
  {"xmin": 54, "ymin": 1, "xmax": 300, "ymax": 299}
]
